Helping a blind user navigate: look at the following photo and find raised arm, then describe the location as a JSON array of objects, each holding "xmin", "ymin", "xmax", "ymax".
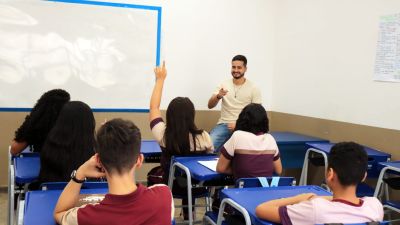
[
  {"xmin": 149, "ymin": 61, "xmax": 167, "ymax": 122},
  {"xmin": 207, "ymin": 88, "xmax": 228, "ymax": 109}
]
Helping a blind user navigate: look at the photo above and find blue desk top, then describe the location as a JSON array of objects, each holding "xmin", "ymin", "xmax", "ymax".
[
  {"xmin": 141, "ymin": 140, "xmax": 161, "ymax": 156},
  {"xmin": 270, "ymin": 131, "xmax": 328, "ymax": 144},
  {"xmin": 14, "ymin": 156, "xmax": 40, "ymax": 184},
  {"xmin": 174, "ymin": 155, "xmax": 223, "ymax": 181},
  {"xmin": 377, "ymin": 161, "xmax": 400, "ymax": 173},
  {"xmin": 306, "ymin": 143, "xmax": 391, "ymax": 157},
  {"xmin": 220, "ymin": 185, "xmax": 332, "ymax": 225},
  {"xmin": 379, "ymin": 161, "xmax": 400, "ymax": 168},
  {"xmin": 13, "ymin": 141, "xmax": 160, "ymax": 184},
  {"xmin": 24, "ymin": 189, "xmax": 108, "ymax": 225}
]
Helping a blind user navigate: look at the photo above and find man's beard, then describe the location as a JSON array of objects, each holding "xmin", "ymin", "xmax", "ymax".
[{"xmin": 232, "ymin": 72, "xmax": 244, "ymax": 79}]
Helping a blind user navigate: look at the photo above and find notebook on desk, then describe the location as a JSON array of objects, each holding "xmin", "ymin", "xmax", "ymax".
[
  {"xmin": 75, "ymin": 194, "xmax": 105, "ymax": 207},
  {"xmin": 198, "ymin": 158, "xmax": 218, "ymax": 171}
]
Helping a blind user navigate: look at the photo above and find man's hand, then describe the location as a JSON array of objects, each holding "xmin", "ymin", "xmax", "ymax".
[
  {"xmin": 154, "ymin": 61, "xmax": 167, "ymax": 81},
  {"xmin": 76, "ymin": 154, "xmax": 106, "ymax": 180},
  {"xmin": 227, "ymin": 122, "xmax": 236, "ymax": 131},
  {"xmin": 217, "ymin": 88, "xmax": 228, "ymax": 99}
]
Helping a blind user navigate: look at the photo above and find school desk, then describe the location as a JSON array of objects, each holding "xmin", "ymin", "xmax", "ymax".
[
  {"xmin": 219, "ymin": 185, "xmax": 332, "ymax": 225},
  {"xmin": 141, "ymin": 140, "xmax": 162, "ymax": 162},
  {"xmin": 374, "ymin": 161, "xmax": 400, "ymax": 201},
  {"xmin": 12, "ymin": 140, "xmax": 161, "ymax": 184},
  {"xmin": 269, "ymin": 131, "xmax": 329, "ymax": 169},
  {"xmin": 23, "ymin": 189, "xmax": 108, "ymax": 225},
  {"xmin": 168, "ymin": 155, "xmax": 223, "ymax": 225},
  {"xmin": 300, "ymin": 143, "xmax": 391, "ymax": 186}
]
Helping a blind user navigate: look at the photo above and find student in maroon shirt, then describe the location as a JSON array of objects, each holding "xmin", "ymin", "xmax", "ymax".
[{"xmin": 54, "ymin": 119, "xmax": 174, "ymax": 225}]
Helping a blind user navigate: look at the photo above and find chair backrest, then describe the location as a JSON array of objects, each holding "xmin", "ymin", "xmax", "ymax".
[
  {"xmin": 235, "ymin": 176, "xmax": 295, "ymax": 188},
  {"xmin": 41, "ymin": 181, "xmax": 108, "ymax": 190},
  {"xmin": 321, "ymin": 222, "xmax": 389, "ymax": 225},
  {"xmin": 40, "ymin": 182, "xmax": 68, "ymax": 190}
]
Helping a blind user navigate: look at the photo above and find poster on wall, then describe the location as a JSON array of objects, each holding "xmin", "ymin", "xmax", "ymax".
[{"xmin": 374, "ymin": 13, "xmax": 400, "ymax": 83}]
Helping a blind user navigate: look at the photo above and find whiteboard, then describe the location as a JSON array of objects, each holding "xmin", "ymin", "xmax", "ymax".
[{"xmin": 0, "ymin": 0, "xmax": 161, "ymax": 111}]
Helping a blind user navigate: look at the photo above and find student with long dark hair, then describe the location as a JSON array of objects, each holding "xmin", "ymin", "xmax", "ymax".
[
  {"xmin": 149, "ymin": 62, "xmax": 214, "ymax": 180},
  {"xmin": 11, "ymin": 89, "xmax": 70, "ymax": 155},
  {"xmin": 39, "ymin": 101, "xmax": 95, "ymax": 183},
  {"xmin": 216, "ymin": 103, "xmax": 282, "ymax": 179},
  {"xmin": 149, "ymin": 62, "xmax": 213, "ymax": 219}
]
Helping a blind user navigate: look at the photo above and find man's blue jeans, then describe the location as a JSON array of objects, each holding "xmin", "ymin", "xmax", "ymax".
[{"xmin": 210, "ymin": 123, "xmax": 232, "ymax": 152}]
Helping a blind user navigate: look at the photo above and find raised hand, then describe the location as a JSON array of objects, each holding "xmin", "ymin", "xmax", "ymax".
[{"xmin": 154, "ymin": 61, "xmax": 167, "ymax": 80}]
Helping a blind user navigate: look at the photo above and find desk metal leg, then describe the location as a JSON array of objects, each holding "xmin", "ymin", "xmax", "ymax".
[
  {"xmin": 216, "ymin": 198, "xmax": 251, "ymax": 225},
  {"xmin": 168, "ymin": 162, "xmax": 194, "ymax": 225},
  {"xmin": 374, "ymin": 167, "xmax": 390, "ymax": 199},
  {"xmin": 299, "ymin": 148, "xmax": 328, "ymax": 186},
  {"xmin": 9, "ymin": 164, "xmax": 15, "ymax": 225}
]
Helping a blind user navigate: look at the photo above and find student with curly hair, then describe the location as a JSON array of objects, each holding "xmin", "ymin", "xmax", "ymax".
[
  {"xmin": 38, "ymin": 101, "xmax": 95, "ymax": 184},
  {"xmin": 216, "ymin": 103, "xmax": 282, "ymax": 179},
  {"xmin": 11, "ymin": 89, "xmax": 70, "ymax": 155}
]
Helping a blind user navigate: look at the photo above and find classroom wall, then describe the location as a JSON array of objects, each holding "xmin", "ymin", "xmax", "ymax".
[
  {"xmin": 2, "ymin": 0, "xmax": 400, "ymax": 187},
  {"xmin": 272, "ymin": 0, "xmax": 400, "ymax": 131},
  {"xmin": 1, "ymin": 0, "xmax": 277, "ymax": 186},
  {"xmin": 154, "ymin": 0, "xmax": 276, "ymax": 109}
]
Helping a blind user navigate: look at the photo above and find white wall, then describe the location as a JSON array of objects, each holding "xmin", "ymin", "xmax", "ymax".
[
  {"xmin": 106, "ymin": 0, "xmax": 276, "ymax": 110},
  {"xmin": 273, "ymin": 0, "xmax": 400, "ymax": 130}
]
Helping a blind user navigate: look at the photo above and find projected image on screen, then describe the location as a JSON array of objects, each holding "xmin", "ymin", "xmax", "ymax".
[{"xmin": 0, "ymin": 0, "xmax": 162, "ymax": 111}]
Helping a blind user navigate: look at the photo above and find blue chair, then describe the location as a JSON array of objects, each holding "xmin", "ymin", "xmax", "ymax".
[
  {"xmin": 168, "ymin": 155, "xmax": 217, "ymax": 225},
  {"xmin": 8, "ymin": 146, "xmax": 39, "ymax": 225},
  {"xmin": 40, "ymin": 181, "xmax": 108, "ymax": 190},
  {"xmin": 203, "ymin": 176, "xmax": 295, "ymax": 225},
  {"xmin": 236, "ymin": 176, "xmax": 295, "ymax": 188}
]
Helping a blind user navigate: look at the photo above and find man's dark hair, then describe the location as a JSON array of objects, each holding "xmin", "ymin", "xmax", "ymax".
[
  {"xmin": 328, "ymin": 142, "xmax": 368, "ymax": 186},
  {"xmin": 235, "ymin": 103, "xmax": 269, "ymax": 134},
  {"xmin": 96, "ymin": 119, "xmax": 141, "ymax": 175},
  {"xmin": 232, "ymin": 55, "xmax": 247, "ymax": 67}
]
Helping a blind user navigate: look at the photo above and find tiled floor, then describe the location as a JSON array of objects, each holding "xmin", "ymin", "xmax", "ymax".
[{"xmin": 174, "ymin": 198, "xmax": 207, "ymax": 224}]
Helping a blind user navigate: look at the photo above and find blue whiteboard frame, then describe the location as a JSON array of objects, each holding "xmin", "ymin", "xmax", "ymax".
[{"xmin": 0, "ymin": 0, "xmax": 162, "ymax": 113}]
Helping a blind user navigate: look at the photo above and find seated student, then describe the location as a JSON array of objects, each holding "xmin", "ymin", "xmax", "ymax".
[
  {"xmin": 255, "ymin": 142, "xmax": 384, "ymax": 225},
  {"xmin": 216, "ymin": 103, "xmax": 282, "ymax": 179},
  {"xmin": 149, "ymin": 62, "xmax": 213, "ymax": 219},
  {"xmin": 54, "ymin": 118, "xmax": 174, "ymax": 225},
  {"xmin": 39, "ymin": 101, "xmax": 95, "ymax": 184},
  {"xmin": 149, "ymin": 62, "xmax": 214, "ymax": 179},
  {"xmin": 11, "ymin": 89, "xmax": 70, "ymax": 155}
]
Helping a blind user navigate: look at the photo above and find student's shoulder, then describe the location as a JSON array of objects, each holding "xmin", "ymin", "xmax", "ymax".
[
  {"xmin": 232, "ymin": 130, "xmax": 248, "ymax": 135},
  {"xmin": 362, "ymin": 197, "xmax": 384, "ymax": 208},
  {"xmin": 147, "ymin": 184, "xmax": 171, "ymax": 194}
]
